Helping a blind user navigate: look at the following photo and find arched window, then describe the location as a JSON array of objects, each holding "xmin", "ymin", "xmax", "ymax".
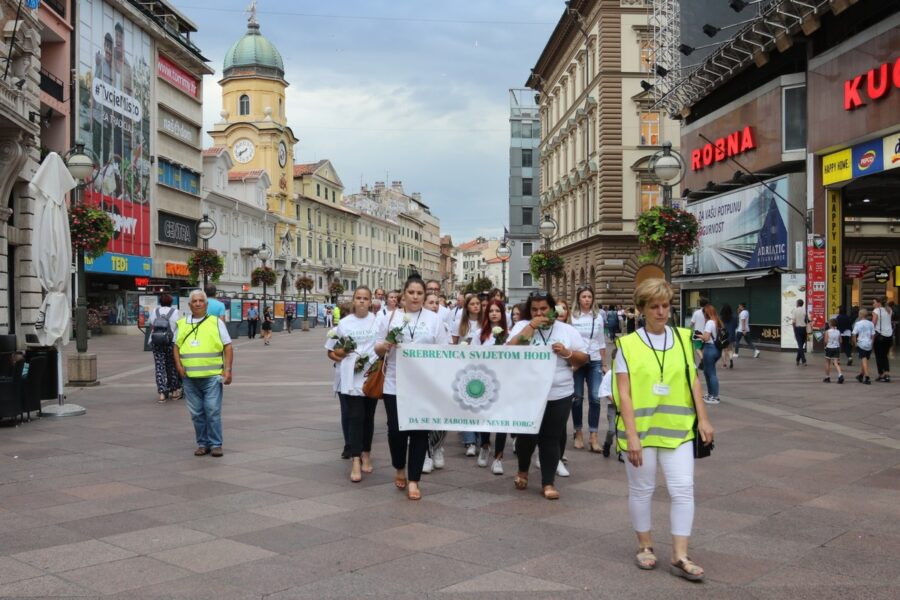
[{"xmin": 239, "ymin": 94, "xmax": 250, "ymax": 116}]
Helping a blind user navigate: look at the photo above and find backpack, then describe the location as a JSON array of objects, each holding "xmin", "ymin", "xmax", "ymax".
[
  {"xmin": 714, "ymin": 325, "xmax": 730, "ymax": 350},
  {"xmin": 150, "ymin": 308, "xmax": 175, "ymax": 346}
]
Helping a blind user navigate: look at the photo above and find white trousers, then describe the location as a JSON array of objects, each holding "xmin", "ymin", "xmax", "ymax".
[{"xmin": 624, "ymin": 441, "xmax": 695, "ymax": 537}]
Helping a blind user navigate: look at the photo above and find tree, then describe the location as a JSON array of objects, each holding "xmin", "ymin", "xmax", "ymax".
[{"xmin": 463, "ymin": 276, "xmax": 493, "ymax": 295}]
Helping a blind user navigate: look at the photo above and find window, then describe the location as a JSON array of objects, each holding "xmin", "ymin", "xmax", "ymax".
[
  {"xmin": 522, "ymin": 207, "xmax": 534, "ymax": 226},
  {"xmin": 307, "ymin": 238, "xmax": 313, "ymax": 258},
  {"xmin": 332, "ymin": 190, "xmax": 336, "ymax": 201},
  {"xmin": 317, "ymin": 212, "xmax": 321, "ymax": 227},
  {"xmin": 783, "ymin": 85, "xmax": 806, "ymax": 152},
  {"xmin": 521, "ymin": 148, "xmax": 533, "ymax": 168},
  {"xmin": 511, "ymin": 121, "xmax": 521, "ymax": 138},
  {"xmin": 522, "ymin": 272, "xmax": 533, "ymax": 287},
  {"xmin": 316, "ymin": 184, "xmax": 321, "ymax": 197},
  {"xmin": 239, "ymin": 94, "xmax": 250, "ymax": 115},
  {"xmin": 521, "ymin": 121, "xmax": 533, "ymax": 139},
  {"xmin": 522, "ymin": 178, "xmax": 533, "ymax": 197},
  {"xmin": 522, "ymin": 242, "xmax": 533, "ymax": 256},
  {"xmin": 640, "ymin": 182, "xmax": 661, "ymax": 212},
  {"xmin": 640, "ymin": 112, "xmax": 659, "ymax": 146},
  {"xmin": 307, "ymin": 207, "xmax": 312, "ymax": 225},
  {"xmin": 318, "ymin": 239, "xmax": 323, "ymax": 258},
  {"xmin": 639, "ymin": 39, "xmax": 654, "ymax": 72}
]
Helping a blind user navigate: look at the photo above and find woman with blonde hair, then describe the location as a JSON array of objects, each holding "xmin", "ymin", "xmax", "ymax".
[
  {"xmin": 452, "ymin": 293, "xmax": 482, "ymax": 345},
  {"xmin": 612, "ymin": 278, "xmax": 714, "ymax": 581}
]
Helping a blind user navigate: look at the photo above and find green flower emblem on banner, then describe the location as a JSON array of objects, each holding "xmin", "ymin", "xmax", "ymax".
[{"xmin": 452, "ymin": 365, "xmax": 500, "ymax": 412}]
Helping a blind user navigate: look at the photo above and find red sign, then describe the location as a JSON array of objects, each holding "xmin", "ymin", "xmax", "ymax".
[
  {"xmin": 157, "ymin": 55, "xmax": 198, "ymax": 98},
  {"xmin": 844, "ymin": 57, "xmax": 899, "ymax": 111},
  {"xmin": 844, "ymin": 263, "xmax": 868, "ymax": 279},
  {"xmin": 134, "ymin": 277, "xmax": 150, "ymax": 287},
  {"xmin": 690, "ymin": 126, "xmax": 756, "ymax": 171},
  {"xmin": 83, "ymin": 188, "xmax": 151, "ymax": 258},
  {"xmin": 242, "ymin": 284, "xmax": 250, "ymax": 292},
  {"xmin": 807, "ymin": 247, "xmax": 827, "ymax": 329},
  {"xmin": 165, "ymin": 261, "xmax": 190, "ymax": 277}
]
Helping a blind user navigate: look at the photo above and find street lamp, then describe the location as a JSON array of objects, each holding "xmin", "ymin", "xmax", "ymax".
[
  {"xmin": 495, "ymin": 242, "xmax": 511, "ymax": 297},
  {"xmin": 196, "ymin": 213, "xmax": 217, "ymax": 289},
  {"xmin": 647, "ymin": 141, "xmax": 686, "ymax": 282},
  {"xmin": 539, "ymin": 214, "xmax": 558, "ymax": 291},
  {"xmin": 64, "ymin": 142, "xmax": 99, "ymax": 355},
  {"xmin": 257, "ymin": 243, "xmax": 272, "ymax": 318},
  {"xmin": 300, "ymin": 257, "xmax": 309, "ymax": 331}
]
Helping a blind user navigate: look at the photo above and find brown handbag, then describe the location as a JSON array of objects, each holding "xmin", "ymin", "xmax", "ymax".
[{"xmin": 362, "ymin": 310, "xmax": 396, "ymax": 399}]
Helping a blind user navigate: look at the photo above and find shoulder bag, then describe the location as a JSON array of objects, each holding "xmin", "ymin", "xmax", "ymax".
[
  {"xmin": 362, "ymin": 310, "xmax": 396, "ymax": 399},
  {"xmin": 674, "ymin": 329, "xmax": 714, "ymax": 459}
]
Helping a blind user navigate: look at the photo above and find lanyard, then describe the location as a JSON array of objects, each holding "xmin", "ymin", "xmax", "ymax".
[
  {"xmin": 644, "ymin": 326, "xmax": 668, "ymax": 382},
  {"xmin": 187, "ymin": 315, "xmax": 209, "ymax": 342},
  {"xmin": 405, "ymin": 310, "xmax": 423, "ymax": 341},
  {"xmin": 535, "ymin": 322, "xmax": 554, "ymax": 346}
]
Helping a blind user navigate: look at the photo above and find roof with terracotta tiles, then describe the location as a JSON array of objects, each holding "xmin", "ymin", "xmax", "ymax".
[
  {"xmin": 202, "ymin": 146, "xmax": 228, "ymax": 158},
  {"xmin": 228, "ymin": 169, "xmax": 266, "ymax": 181},
  {"xmin": 293, "ymin": 160, "xmax": 324, "ymax": 177}
]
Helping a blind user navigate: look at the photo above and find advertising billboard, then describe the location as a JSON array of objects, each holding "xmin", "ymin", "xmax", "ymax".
[
  {"xmin": 683, "ymin": 177, "xmax": 790, "ymax": 275},
  {"xmin": 77, "ymin": 0, "xmax": 153, "ymax": 266}
]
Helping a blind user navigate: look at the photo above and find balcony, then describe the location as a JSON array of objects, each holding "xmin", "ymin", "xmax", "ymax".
[
  {"xmin": 43, "ymin": 0, "xmax": 66, "ymax": 18},
  {"xmin": 39, "ymin": 67, "xmax": 64, "ymax": 102}
]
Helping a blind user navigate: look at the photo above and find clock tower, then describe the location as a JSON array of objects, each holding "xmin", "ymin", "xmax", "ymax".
[{"xmin": 209, "ymin": 4, "xmax": 299, "ymax": 279}]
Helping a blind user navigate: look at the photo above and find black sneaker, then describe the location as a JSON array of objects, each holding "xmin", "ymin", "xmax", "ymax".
[
  {"xmin": 864, "ymin": 378, "xmax": 872, "ymax": 385},
  {"xmin": 847, "ymin": 358, "xmax": 853, "ymax": 366},
  {"xmin": 856, "ymin": 373, "xmax": 864, "ymax": 383},
  {"xmin": 837, "ymin": 375, "xmax": 844, "ymax": 384},
  {"xmin": 341, "ymin": 445, "xmax": 350, "ymax": 459},
  {"xmin": 729, "ymin": 359, "xmax": 733, "ymax": 369},
  {"xmin": 823, "ymin": 377, "xmax": 831, "ymax": 383},
  {"xmin": 883, "ymin": 376, "xmax": 891, "ymax": 383}
]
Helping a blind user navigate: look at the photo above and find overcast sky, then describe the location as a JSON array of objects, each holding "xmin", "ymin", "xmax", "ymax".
[{"xmin": 176, "ymin": 0, "xmax": 561, "ymax": 244}]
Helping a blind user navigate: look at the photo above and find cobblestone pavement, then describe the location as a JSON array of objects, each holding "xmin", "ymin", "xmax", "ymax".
[{"xmin": 0, "ymin": 331, "xmax": 897, "ymax": 598}]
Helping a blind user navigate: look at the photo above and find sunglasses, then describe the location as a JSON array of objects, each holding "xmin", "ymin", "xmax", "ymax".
[{"xmin": 529, "ymin": 290, "xmax": 550, "ymax": 299}]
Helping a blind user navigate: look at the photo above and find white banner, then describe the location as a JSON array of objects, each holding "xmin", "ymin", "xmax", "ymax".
[{"xmin": 396, "ymin": 344, "xmax": 556, "ymax": 434}]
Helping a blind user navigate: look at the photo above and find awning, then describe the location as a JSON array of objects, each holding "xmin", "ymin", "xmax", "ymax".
[{"xmin": 674, "ymin": 267, "xmax": 790, "ymax": 288}]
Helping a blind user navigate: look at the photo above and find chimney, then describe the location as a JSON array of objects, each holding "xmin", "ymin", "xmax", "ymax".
[
  {"xmin": 391, "ymin": 181, "xmax": 403, "ymax": 192},
  {"xmin": 374, "ymin": 181, "xmax": 385, "ymax": 191},
  {"xmin": 411, "ymin": 192, "xmax": 421, "ymax": 202}
]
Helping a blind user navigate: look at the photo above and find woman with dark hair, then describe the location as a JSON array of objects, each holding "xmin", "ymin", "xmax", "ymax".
[
  {"xmin": 262, "ymin": 307, "xmax": 273, "ymax": 345},
  {"xmin": 719, "ymin": 304, "xmax": 736, "ymax": 369},
  {"xmin": 872, "ymin": 297, "xmax": 893, "ymax": 382},
  {"xmin": 374, "ymin": 275, "xmax": 450, "ymax": 500},
  {"xmin": 701, "ymin": 304, "xmax": 724, "ymax": 404},
  {"xmin": 571, "ymin": 286, "xmax": 607, "ymax": 453},
  {"xmin": 471, "ymin": 300, "xmax": 510, "ymax": 474},
  {"xmin": 149, "ymin": 293, "xmax": 181, "ymax": 403},
  {"xmin": 507, "ymin": 291, "xmax": 589, "ymax": 499}
]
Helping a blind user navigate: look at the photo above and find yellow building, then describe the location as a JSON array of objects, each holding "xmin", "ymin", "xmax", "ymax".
[{"xmin": 208, "ymin": 8, "xmax": 300, "ymax": 283}]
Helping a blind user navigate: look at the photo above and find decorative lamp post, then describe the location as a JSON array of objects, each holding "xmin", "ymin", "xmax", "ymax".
[
  {"xmin": 539, "ymin": 214, "xmax": 558, "ymax": 290},
  {"xmin": 64, "ymin": 143, "xmax": 99, "ymax": 356},
  {"xmin": 647, "ymin": 141, "xmax": 686, "ymax": 282},
  {"xmin": 257, "ymin": 243, "xmax": 272, "ymax": 317},
  {"xmin": 196, "ymin": 214, "xmax": 217, "ymax": 289},
  {"xmin": 496, "ymin": 242, "xmax": 511, "ymax": 297}
]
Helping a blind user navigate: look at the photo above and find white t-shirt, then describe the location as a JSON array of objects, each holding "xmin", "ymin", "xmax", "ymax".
[
  {"xmin": 852, "ymin": 319, "xmax": 875, "ymax": 351},
  {"xmin": 508, "ymin": 320, "xmax": 588, "ymax": 401},
  {"xmin": 174, "ymin": 314, "xmax": 232, "ymax": 345},
  {"xmin": 873, "ymin": 307, "xmax": 893, "ymax": 336},
  {"xmin": 570, "ymin": 312, "xmax": 606, "ymax": 362},
  {"xmin": 437, "ymin": 304, "xmax": 450, "ymax": 325},
  {"xmin": 824, "ymin": 328, "xmax": 841, "ymax": 349},
  {"xmin": 469, "ymin": 325, "xmax": 507, "ymax": 346},
  {"xmin": 614, "ymin": 327, "xmax": 676, "ymax": 373},
  {"xmin": 791, "ymin": 307, "xmax": 807, "ymax": 327},
  {"xmin": 324, "ymin": 313, "xmax": 378, "ymax": 396},
  {"xmin": 738, "ymin": 309, "xmax": 750, "ymax": 333},
  {"xmin": 703, "ymin": 320, "xmax": 718, "ymax": 346},
  {"xmin": 690, "ymin": 308, "xmax": 706, "ymax": 332},
  {"xmin": 599, "ymin": 369, "xmax": 613, "ymax": 399},
  {"xmin": 150, "ymin": 306, "xmax": 181, "ymax": 335},
  {"xmin": 445, "ymin": 305, "xmax": 464, "ymax": 329},
  {"xmin": 376, "ymin": 308, "xmax": 450, "ymax": 395},
  {"xmin": 454, "ymin": 318, "xmax": 480, "ymax": 344}
]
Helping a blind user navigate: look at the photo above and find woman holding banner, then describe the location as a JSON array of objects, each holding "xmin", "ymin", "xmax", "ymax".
[
  {"xmin": 612, "ymin": 278, "xmax": 714, "ymax": 581},
  {"xmin": 375, "ymin": 275, "xmax": 450, "ymax": 500},
  {"xmin": 471, "ymin": 300, "xmax": 510, "ymax": 474},
  {"xmin": 507, "ymin": 291, "xmax": 588, "ymax": 500}
]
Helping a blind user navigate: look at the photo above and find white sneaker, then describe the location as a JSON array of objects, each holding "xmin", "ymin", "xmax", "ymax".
[
  {"xmin": 465, "ymin": 444, "xmax": 477, "ymax": 457},
  {"xmin": 704, "ymin": 396, "xmax": 721, "ymax": 405},
  {"xmin": 433, "ymin": 447, "xmax": 445, "ymax": 469},
  {"xmin": 491, "ymin": 458, "xmax": 504, "ymax": 475},
  {"xmin": 422, "ymin": 456, "xmax": 434, "ymax": 473},
  {"xmin": 534, "ymin": 453, "xmax": 541, "ymax": 469},
  {"xmin": 733, "ymin": 353, "xmax": 739, "ymax": 359},
  {"xmin": 556, "ymin": 461, "xmax": 570, "ymax": 477},
  {"xmin": 477, "ymin": 447, "xmax": 490, "ymax": 468},
  {"xmin": 753, "ymin": 349, "xmax": 761, "ymax": 358}
]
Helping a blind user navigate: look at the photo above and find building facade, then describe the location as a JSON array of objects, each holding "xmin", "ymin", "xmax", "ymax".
[
  {"xmin": 453, "ymin": 237, "xmax": 503, "ymax": 291},
  {"xmin": 507, "ymin": 88, "xmax": 541, "ymax": 304},
  {"xmin": 439, "ymin": 234, "xmax": 456, "ymax": 295},
  {"xmin": 355, "ymin": 212, "xmax": 400, "ymax": 292},
  {"xmin": 527, "ymin": 0, "xmax": 678, "ymax": 307}
]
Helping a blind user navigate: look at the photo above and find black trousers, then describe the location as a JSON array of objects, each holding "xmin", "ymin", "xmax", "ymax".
[
  {"xmin": 793, "ymin": 327, "xmax": 807, "ymax": 363},
  {"xmin": 479, "ymin": 432, "xmax": 507, "ymax": 456},
  {"xmin": 248, "ymin": 319, "xmax": 258, "ymax": 338},
  {"xmin": 516, "ymin": 396, "xmax": 572, "ymax": 486},
  {"xmin": 874, "ymin": 335, "xmax": 892, "ymax": 376},
  {"xmin": 383, "ymin": 394, "xmax": 428, "ymax": 481},
  {"xmin": 344, "ymin": 394, "xmax": 376, "ymax": 457}
]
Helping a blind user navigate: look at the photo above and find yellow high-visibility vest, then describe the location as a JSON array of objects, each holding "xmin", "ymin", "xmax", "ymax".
[
  {"xmin": 612, "ymin": 327, "xmax": 696, "ymax": 452},
  {"xmin": 175, "ymin": 315, "xmax": 224, "ymax": 378}
]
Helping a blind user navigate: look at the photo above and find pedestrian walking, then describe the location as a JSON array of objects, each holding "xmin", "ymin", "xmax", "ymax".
[
  {"xmin": 205, "ymin": 285, "xmax": 227, "ymax": 321},
  {"xmin": 872, "ymin": 297, "xmax": 893, "ymax": 382},
  {"xmin": 734, "ymin": 302, "xmax": 760, "ymax": 359},
  {"xmin": 823, "ymin": 318, "xmax": 845, "ymax": 383},
  {"xmin": 421, "ymin": 291, "xmax": 450, "ymax": 474},
  {"xmin": 625, "ymin": 306, "xmax": 637, "ymax": 334},
  {"xmin": 372, "ymin": 288, "xmax": 385, "ymax": 315},
  {"xmin": 607, "ymin": 304, "xmax": 621, "ymax": 342},
  {"xmin": 247, "ymin": 305, "xmax": 259, "ymax": 339},
  {"xmin": 284, "ymin": 305, "xmax": 294, "ymax": 333},
  {"xmin": 374, "ymin": 275, "xmax": 450, "ymax": 501},
  {"xmin": 791, "ymin": 299, "xmax": 809, "ymax": 365},
  {"xmin": 333, "ymin": 304, "xmax": 341, "ymax": 325},
  {"xmin": 325, "ymin": 306, "xmax": 333, "ymax": 328},
  {"xmin": 173, "ymin": 289, "xmax": 234, "ymax": 458},
  {"xmin": 700, "ymin": 304, "xmax": 723, "ymax": 404},
  {"xmin": 570, "ymin": 285, "xmax": 607, "ymax": 453},
  {"xmin": 852, "ymin": 308, "xmax": 875, "ymax": 384},
  {"xmin": 148, "ymin": 293, "xmax": 181, "ymax": 403},
  {"xmin": 261, "ymin": 307, "xmax": 273, "ymax": 345},
  {"xmin": 836, "ymin": 306, "xmax": 853, "ymax": 366},
  {"xmin": 507, "ymin": 290, "xmax": 588, "ymax": 500},
  {"xmin": 690, "ymin": 298, "xmax": 708, "ymax": 369},
  {"xmin": 719, "ymin": 304, "xmax": 736, "ymax": 369},
  {"xmin": 326, "ymin": 287, "xmax": 378, "ymax": 482},
  {"xmin": 471, "ymin": 299, "xmax": 510, "ymax": 474},
  {"xmin": 452, "ymin": 294, "xmax": 484, "ymax": 455},
  {"xmin": 612, "ymin": 278, "xmax": 714, "ymax": 582}
]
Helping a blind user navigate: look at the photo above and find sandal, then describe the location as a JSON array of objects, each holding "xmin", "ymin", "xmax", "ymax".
[
  {"xmin": 542, "ymin": 485, "xmax": 560, "ymax": 500},
  {"xmin": 407, "ymin": 483, "xmax": 421, "ymax": 501},
  {"xmin": 635, "ymin": 547, "xmax": 657, "ymax": 570},
  {"xmin": 157, "ymin": 393, "xmax": 167, "ymax": 404},
  {"xmin": 350, "ymin": 458, "xmax": 362, "ymax": 483},
  {"xmin": 194, "ymin": 447, "xmax": 209, "ymax": 456},
  {"xmin": 394, "ymin": 473, "xmax": 407, "ymax": 490},
  {"xmin": 171, "ymin": 389, "xmax": 183, "ymax": 400},
  {"xmin": 670, "ymin": 557, "xmax": 704, "ymax": 582},
  {"xmin": 361, "ymin": 452, "xmax": 374, "ymax": 473},
  {"xmin": 514, "ymin": 473, "xmax": 528, "ymax": 490}
]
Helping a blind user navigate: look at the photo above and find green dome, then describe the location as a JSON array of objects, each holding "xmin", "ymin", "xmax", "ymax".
[{"xmin": 223, "ymin": 22, "xmax": 284, "ymax": 79}]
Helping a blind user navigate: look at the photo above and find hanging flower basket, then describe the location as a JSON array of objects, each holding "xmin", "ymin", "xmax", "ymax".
[
  {"xmin": 329, "ymin": 281, "xmax": 345, "ymax": 297},
  {"xmin": 295, "ymin": 276, "xmax": 314, "ymax": 292},
  {"xmin": 69, "ymin": 204, "xmax": 114, "ymax": 259},
  {"xmin": 636, "ymin": 206, "xmax": 699, "ymax": 261},
  {"xmin": 529, "ymin": 249, "xmax": 565, "ymax": 282},
  {"xmin": 251, "ymin": 266, "xmax": 277, "ymax": 287},
  {"xmin": 187, "ymin": 249, "xmax": 224, "ymax": 284}
]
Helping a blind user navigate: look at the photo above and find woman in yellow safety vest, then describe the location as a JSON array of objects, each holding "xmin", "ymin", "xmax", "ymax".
[{"xmin": 612, "ymin": 278, "xmax": 714, "ymax": 582}]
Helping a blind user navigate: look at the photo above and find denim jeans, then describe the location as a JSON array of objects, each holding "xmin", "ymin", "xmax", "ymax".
[
  {"xmin": 183, "ymin": 375, "xmax": 223, "ymax": 448},
  {"xmin": 701, "ymin": 344, "xmax": 721, "ymax": 398},
  {"xmin": 462, "ymin": 431, "xmax": 478, "ymax": 445},
  {"xmin": 572, "ymin": 360, "xmax": 603, "ymax": 432},
  {"xmin": 734, "ymin": 331, "xmax": 756, "ymax": 353}
]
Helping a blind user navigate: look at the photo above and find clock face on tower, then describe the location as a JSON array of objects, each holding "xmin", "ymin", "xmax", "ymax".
[
  {"xmin": 278, "ymin": 141, "xmax": 287, "ymax": 168},
  {"xmin": 233, "ymin": 138, "xmax": 255, "ymax": 163}
]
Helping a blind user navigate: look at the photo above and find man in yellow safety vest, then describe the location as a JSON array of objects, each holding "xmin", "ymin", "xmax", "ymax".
[{"xmin": 173, "ymin": 289, "xmax": 234, "ymax": 457}]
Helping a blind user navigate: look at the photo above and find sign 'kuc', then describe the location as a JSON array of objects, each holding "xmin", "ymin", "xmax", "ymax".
[{"xmin": 844, "ymin": 57, "xmax": 900, "ymax": 111}]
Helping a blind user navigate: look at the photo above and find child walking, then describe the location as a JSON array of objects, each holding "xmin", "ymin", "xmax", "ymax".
[{"xmin": 823, "ymin": 318, "xmax": 844, "ymax": 383}]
